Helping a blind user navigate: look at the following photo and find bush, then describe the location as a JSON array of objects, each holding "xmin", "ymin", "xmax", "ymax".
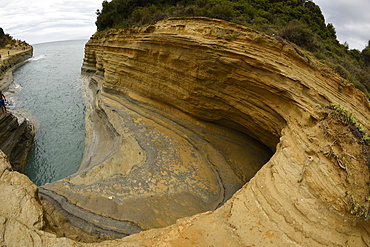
[
  {"xmin": 279, "ymin": 20, "xmax": 319, "ymax": 52},
  {"xmin": 128, "ymin": 5, "xmax": 170, "ymax": 27},
  {"xmin": 0, "ymin": 28, "xmax": 13, "ymax": 48},
  {"xmin": 208, "ymin": 2, "xmax": 235, "ymax": 21},
  {"xmin": 334, "ymin": 64, "xmax": 350, "ymax": 80}
]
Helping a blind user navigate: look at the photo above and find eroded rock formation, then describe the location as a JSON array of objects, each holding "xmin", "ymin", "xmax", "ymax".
[
  {"xmin": 0, "ymin": 47, "xmax": 34, "ymax": 171},
  {"xmin": 0, "ymin": 113, "xmax": 34, "ymax": 171},
  {"xmin": 1, "ymin": 18, "xmax": 370, "ymax": 246},
  {"xmin": 40, "ymin": 17, "xmax": 273, "ymax": 237},
  {"xmin": 0, "ymin": 47, "xmax": 33, "ymax": 90}
]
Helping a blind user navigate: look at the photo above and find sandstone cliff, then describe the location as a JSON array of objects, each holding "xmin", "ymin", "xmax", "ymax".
[
  {"xmin": 0, "ymin": 47, "xmax": 33, "ymax": 90},
  {"xmin": 0, "ymin": 47, "xmax": 34, "ymax": 171},
  {"xmin": 1, "ymin": 18, "xmax": 370, "ymax": 246},
  {"xmin": 0, "ymin": 113, "xmax": 34, "ymax": 171}
]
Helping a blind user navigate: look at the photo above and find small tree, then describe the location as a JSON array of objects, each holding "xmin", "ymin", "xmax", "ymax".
[
  {"xmin": 0, "ymin": 28, "xmax": 4, "ymax": 38},
  {"xmin": 326, "ymin": 23, "xmax": 337, "ymax": 40},
  {"xmin": 0, "ymin": 28, "xmax": 9, "ymax": 47},
  {"xmin": 362, "ymin": 41, "xmax": 370, "ymax": 67}
]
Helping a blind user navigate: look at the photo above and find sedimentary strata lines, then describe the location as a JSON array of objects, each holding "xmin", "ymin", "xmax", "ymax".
[{"xmin": 1, "ymin": 18, "xmax": 370, "ymax": 246}]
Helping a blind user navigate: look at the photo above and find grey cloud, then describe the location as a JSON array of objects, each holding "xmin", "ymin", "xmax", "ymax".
[
  {"xmin": 0, "ymin": 0, "xmax": 101, "ymax": 44},
  {"xmin": 314, "ymin": 0, "xmax": 370, "ymax": 50}
]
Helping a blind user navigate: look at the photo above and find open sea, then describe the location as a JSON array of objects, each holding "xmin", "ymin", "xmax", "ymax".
[{"xmin": 9, "ymin": 40, "xmax": 87, "ymax": 186}]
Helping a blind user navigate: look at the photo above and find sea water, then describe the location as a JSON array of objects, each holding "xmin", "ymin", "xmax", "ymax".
[{"xmin": 10, "ymin": 40, "xmax": 87, "ymax": 186}]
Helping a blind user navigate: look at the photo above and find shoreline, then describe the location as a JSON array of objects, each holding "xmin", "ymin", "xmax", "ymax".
[
  {"xmin": 0, "ymin": 46, "xmax": 35, "ymax": 172},
  {"xmin": 0, "ymin": 46, "xmax": 33, "ymax": 91}
]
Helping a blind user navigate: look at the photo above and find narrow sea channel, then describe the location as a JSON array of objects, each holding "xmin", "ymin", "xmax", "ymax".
[{"xmin": 10, "ymin": 40, "xmax": 87, "ymax": 186}]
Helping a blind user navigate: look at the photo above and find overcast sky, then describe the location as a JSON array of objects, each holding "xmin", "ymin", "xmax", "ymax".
[
  {"xmin": 0, "ymin": 0, "xmax": 369, "ymax": 50},
  {"xmin": 314, "ymin": 0, "xmax": 370, "ymax": 50},
  {"xmin": 0, "ymin": 0, "xmax": 102, "ymax": 45}
]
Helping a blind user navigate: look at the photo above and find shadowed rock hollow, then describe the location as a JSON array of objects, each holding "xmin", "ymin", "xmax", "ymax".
[
  {"xmin": 40, "ymin": 17, "xmax": 275, "ymax": 238},
  {"xmin": 1, "ymin": 18, "xmax": 370, "ymax": 246}
]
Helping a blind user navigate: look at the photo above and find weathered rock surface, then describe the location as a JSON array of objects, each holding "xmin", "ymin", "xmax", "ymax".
[
  {"xmin": 0, "ymin": 113, "xmax": 34, "ymax": 171},
  {"xmin": 0, "ymin": 47, "xmax": 34, "ymax": 171},
  {"xmin": 1, "ymin": 17, "xmax": 370, "ymax": 246},
  {"xmin": 41, "ymin": 19, "xmax": 273, "ymax": 236},
  {"xmin": 0, "ymin": 47, "xmax": 33, "ymax": 91},
  {"xmin": 0, "ymin": 150, "xmax": 84, "ymax": 246}
]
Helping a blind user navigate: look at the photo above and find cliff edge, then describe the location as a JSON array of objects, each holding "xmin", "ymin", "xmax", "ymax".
[
  {"xmin": 1, "ymin": 18, "xmax": 370, "ymax": 246},
  {"xmin": 0, "ymin": 47, "xmax": 34, "ymax": 171}
]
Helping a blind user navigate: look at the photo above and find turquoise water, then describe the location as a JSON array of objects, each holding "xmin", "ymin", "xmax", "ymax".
[{"xmin": 11, "ymin": 40, "xmax": 87, "ymax": 186}]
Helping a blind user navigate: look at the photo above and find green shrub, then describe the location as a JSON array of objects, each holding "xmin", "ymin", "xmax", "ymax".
[
  {"xmin": 334, "ymin": 64, "xmax": 350, "ymax": 80},
  {"xmin": 208, "ymin": 2, "xmax": 235, "ymax": 21},
  {"xmin": 279, "ymin": 20, "xmax": 319, "ymax": 52},
  {"xmin": 0, "ymin": 28, "xmax": 13, "ymax": 48}
]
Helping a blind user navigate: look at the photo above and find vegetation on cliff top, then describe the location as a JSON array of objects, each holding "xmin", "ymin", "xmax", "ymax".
[
  {"xmin": 95, "ymin": 0, "xmax": 370, "ymax": 96},
  {"xmin": 0, "ymin": 28, "xmax": 13, "ymax": 48},
  {"xmin": 0, "ymin": 27, "xmax": 29, "ymax": 48}
]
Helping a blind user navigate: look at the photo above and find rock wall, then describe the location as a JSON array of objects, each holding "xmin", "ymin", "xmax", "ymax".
[
  {"xmin": 0, "ymin": 113, "xmax": 34, "ymax": 171},
  {"xmin": 0, "ymin": 47, "xmax": 33, "ymax": 91},
  {"xmin": 40, "ymin": 19, "xmax": 277, "ymax": 239},
  {"xmin": 0, "ymin": 150, "xmax": 83, "ymax": 246},
  {"xmin": 1, "ymin": 18, "xmax": 370, "ymax": 246},
  {"xmin": 0, "ymin": 47, "xmax": 34, "ymax": 171}
]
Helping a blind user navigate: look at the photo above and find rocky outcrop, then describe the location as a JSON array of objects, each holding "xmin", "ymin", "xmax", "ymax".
[
  {"xmin": 0, "ymin": 149, "xmax": 45, "ymax": 244},
  {"xmin": 41, "ymin": 18, "xmax": 275, "ymax": 238},
  {"xmin": 0, "ymin": 150, "xmax": 85, "ymax": 246},
  {"xmin": 0, "ymin": 47, "xmax": 34, "ymax": 171},
  {"xmin": 0, "ymin": 47, "xmax": 33, "ymax": 90},
  {"xmin": 1, "ymin": 17, "xmax": 370, "ymax": 246},
  {"xmin": 0, "ymin": 113, "xmax": 34, "ymax": 171}
]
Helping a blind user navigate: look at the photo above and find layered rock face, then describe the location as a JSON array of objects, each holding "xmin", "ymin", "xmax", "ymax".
[
  {"xmin": 0, "ymin": 47, "xmax": 34, "ymax": 171},
  {"xmin": 0, "ymin": 150, "xmax": 85, "ymax": 246},
  {"xmin": 0, "ymin": 47, "xmax": 33, "ymax": 90},
  {"xmin": 41, "ymin": 17, "xmax": 274, "ymax": 238},
  {"xmin": 0, "ymin": 150, "xmax": 45, "ymax": 244},
  {"xmin": 0, "ymin": 113, "xmax": 34, "ymax": 171},
  {"xmin": 1, "ymin": 17, "xmax": 370, "ymax": 246}
]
